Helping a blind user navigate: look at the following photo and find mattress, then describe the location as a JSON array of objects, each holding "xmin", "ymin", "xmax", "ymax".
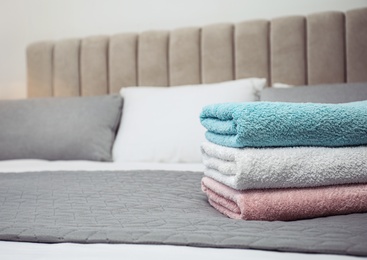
[{"xmin": 0, "ymin": 160, "xmax": 364, "ymax": 260}]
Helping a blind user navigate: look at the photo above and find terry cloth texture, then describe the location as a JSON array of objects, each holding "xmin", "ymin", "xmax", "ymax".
[
  {"xmin": 1, "ymin": 170, "xmax": 367, "ymax": 256},
  {"xmin": 201, "ymin": 142, "xmax": 367, "ymax": 190},
  {"xmin": 200, "ymin": 100, "xmax": 367, "ymax": 148},
  {"xmin": 201, "ymin": 176, "xmax": 367, "ymax": 221}
]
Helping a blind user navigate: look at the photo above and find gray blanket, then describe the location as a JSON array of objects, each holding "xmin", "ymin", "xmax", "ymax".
[{"xmin": 0, "ymin": 170, "xmax": 366, "ymax": 256}]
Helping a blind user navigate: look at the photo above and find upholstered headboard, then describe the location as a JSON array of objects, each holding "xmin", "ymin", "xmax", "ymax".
[{"xmin": 26, "ymin": 8, "xmax": 367, "ymax": 98}]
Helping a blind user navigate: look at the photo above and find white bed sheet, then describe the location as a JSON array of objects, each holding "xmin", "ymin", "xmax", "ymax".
[
  {"xmin": 0, "ymin": 159, "xmax": 205, "ymax": 173},
  {"xmin": 0, "ymin": 160, "xmax": 360, "ymax": 260}
]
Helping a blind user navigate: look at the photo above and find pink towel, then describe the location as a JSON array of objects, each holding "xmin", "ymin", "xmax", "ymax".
[{"xmin": 201, "ymin": 176, "xmax": 367, "ymax": 221}]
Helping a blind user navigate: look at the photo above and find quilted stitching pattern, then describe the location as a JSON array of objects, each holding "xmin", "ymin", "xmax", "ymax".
[{"xmin": 0, "ymin": 170, "xmax": 366, "ymax": 256}]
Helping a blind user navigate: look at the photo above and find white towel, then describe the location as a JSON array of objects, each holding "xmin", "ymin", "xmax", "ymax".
[{"xmin": 201, "ymin": 141, "xmax": 367, "ymax": 190}]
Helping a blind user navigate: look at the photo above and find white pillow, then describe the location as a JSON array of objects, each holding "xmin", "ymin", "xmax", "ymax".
[{"xmin": 112, "ymin": 78, "xmax": 266, "ymax": 163}]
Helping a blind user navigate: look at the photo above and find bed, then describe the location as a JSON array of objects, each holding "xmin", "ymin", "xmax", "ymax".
[{"xmin": 1, "ymin": 7, "xmax": 367, "ymax": 260}]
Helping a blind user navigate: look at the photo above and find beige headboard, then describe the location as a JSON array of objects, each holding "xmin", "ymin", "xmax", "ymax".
[{"xmin": 27, "ymin": 8, "xmax": 367, "ymax": 98}]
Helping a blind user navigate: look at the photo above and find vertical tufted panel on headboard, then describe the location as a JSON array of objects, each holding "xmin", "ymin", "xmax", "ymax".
[
  {"xmin": 201, "ymin": 24, "xmax": 234, "ymax": 83},
  {"xmin": 26, "ymin": 8, "xmax": 367, "ymax": 97},
  {"xmin": 109, "ymin": 33, "xmax": 138, "ymax": 93},
  {"xmin": 235, "ymin": 20, "xmax": 269, "ymax": 82},
  {"xmin": 271, "ymin": 16, "xmax": 306, "ymax": 86},
  {"xmin": 27, "ymin": 41, "xmax": 54, "ymax": 98},
  {"xmin": 307, "ymin": 12, "xmax": 346, "ymax": 85},
  {"xmin": 346, "ymin": 8, "xmax": 367, "ymax": 83},
  {"xmin": 138, "ymin": 31, "xmax": 169, "ymax": 86},
  {"xmin": 80, "ymin": 36, "xmax": 109, "ymax": 96},
  {"xmin": 170, "ymin": 28, "xmax": 201, "ymax": 86},
  {"xmin": 53, "ymin": 39, "xmax": 80, "ymax": 97}
]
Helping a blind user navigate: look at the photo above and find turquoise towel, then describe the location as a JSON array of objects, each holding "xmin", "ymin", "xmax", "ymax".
[{"xmin": 200, "ymin": 101, "xmax": 367, "ymax": 148}]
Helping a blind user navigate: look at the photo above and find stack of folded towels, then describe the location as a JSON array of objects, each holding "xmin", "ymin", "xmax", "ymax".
[{"xmin": 199, "ymin": 101, "xmax": 367, "ymax": 221}]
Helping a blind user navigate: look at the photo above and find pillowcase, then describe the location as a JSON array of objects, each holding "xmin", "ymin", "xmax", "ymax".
[
  {"xmin": 113, "ymin": 78, "xmax": 266, "ymax": 163},
  {"xmin": 0, "ymin": 95, "xmax": 122, "ymax": 161},
  {"xmin": 260, "ymin": 82, "xmax": 367, "ymax": 103}
]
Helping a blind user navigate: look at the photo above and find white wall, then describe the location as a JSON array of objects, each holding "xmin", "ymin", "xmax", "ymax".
[{"xmin": 1, "ymin": 0, "xmax": 366, "ymax": 99}]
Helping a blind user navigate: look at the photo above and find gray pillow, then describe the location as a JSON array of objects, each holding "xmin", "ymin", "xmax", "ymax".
[
  {"xmin": 260, "ymin": 82, "xmax": 367, "ymax": 103},
  {"xmin": 0, "ymin": 95, "xmax": 122, "ymax": 161}
]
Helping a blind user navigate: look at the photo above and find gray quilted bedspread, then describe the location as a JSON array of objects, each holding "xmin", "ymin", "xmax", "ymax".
[{"xmin": 0, "ymin": 170, "xmax": 366, "ymax": 256}]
